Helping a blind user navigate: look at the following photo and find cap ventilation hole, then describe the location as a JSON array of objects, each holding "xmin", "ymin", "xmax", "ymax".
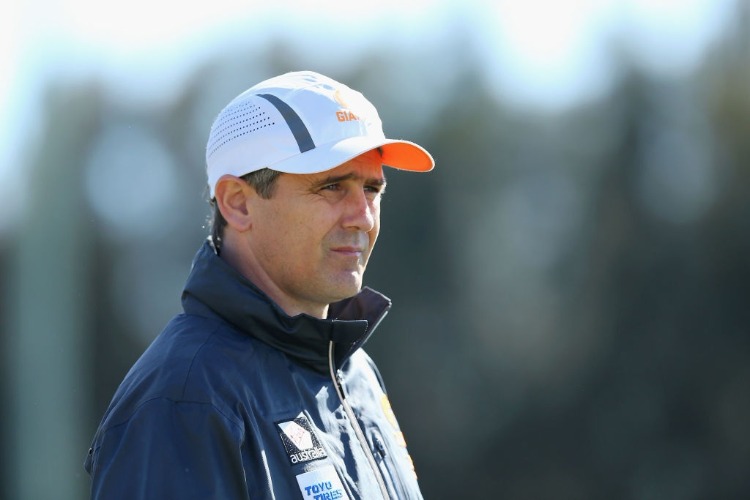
[{"xmin": 207, "ymin": 101, "xmax": 276, "ymax": 159}]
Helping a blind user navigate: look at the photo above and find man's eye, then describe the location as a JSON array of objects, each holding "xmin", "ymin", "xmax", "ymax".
[{"xmin": 322, "ymin": 183, "xmax": 340, "ymax": 191}]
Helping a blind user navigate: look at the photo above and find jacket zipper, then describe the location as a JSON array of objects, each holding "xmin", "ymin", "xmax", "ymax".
[
  {"xmin": 372, "ymin": 433, "xmax": 406, "ymax": 497},
  {"xmin": 328, "ymin": 341, "xmax": 391, "ymax": 499}
]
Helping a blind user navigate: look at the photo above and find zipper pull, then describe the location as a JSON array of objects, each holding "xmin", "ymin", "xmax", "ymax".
[
  {"xmin": 373, "ymin": 434, "xmax": 387, "ymax": 459},
  {"xmin": 334, "ymin": 371, "xmax": 349, "ymax": 401}
]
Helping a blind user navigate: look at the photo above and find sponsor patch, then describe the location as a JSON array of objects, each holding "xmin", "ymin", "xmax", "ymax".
[
  {"xmin": 276, "ymin": 413, "xmax": 328, "ymax": 465},
  {"xmin": 296, "ymin": 465, "xmax": 350, "ymax": 500}
]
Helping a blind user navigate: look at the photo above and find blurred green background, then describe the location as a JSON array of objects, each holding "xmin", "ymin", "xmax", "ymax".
[{"xmin": 2, "ymin": 1, "xmax": 749, "ymax": 498}]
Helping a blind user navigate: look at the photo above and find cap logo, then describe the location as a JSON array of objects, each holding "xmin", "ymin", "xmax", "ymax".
[
  {"xmin": 336, "ymin": 110, "xmax": 360, "ymax": 122},
  {"xmin": 334, "ymin": 89, "xmax": 360, "ymax": 122},
  {"xmin": 276, "ymin": 413, "xmax": 328, "ymax": 465},
  {"xmin": 333, "ymin": 89, "xmax": 348, "ymax": 108}
]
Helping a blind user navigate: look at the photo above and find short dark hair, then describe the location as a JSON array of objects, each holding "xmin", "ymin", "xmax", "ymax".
[{"xmin": 209, "ymin": 168, "xmax": 282, "ymax": 252}]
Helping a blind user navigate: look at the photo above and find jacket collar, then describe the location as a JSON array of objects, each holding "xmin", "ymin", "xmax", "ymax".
[{"xmin": 181, "ymin": 241, "xmax": 392, "ymax": 374}]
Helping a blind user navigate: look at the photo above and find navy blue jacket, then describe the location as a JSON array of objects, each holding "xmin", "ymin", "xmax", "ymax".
[{"xmin": 85, "ymin": 241, "xmax": 423, "ymax": 499}]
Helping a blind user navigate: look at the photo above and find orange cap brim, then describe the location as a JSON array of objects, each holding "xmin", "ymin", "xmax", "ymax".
[{"xmin": 380, "ymin": 140, "xmax": 435, "ymax": 172}]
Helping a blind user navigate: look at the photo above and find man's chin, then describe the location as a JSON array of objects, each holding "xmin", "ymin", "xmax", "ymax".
[{"xmin": 324, "ymin": 278, "xmax": 364, "ymax": 303}]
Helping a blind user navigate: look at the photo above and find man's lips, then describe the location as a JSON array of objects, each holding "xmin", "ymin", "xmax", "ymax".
[{"xmin": 330, "ymin": 246, "xmax": 366, "ymax": 256}]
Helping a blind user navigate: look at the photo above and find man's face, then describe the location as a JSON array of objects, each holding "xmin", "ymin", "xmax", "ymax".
[{"xmin": 245, "ymin": 150, "xmax": 385, "ymax": 316}]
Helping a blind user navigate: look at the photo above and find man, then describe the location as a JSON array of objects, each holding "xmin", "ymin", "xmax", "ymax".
[{"xmin": 84, "ymin": 71, "xmax": 434, "ymax": 499}]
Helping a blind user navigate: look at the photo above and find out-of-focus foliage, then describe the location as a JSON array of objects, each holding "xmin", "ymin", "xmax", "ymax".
[{"xmin": 2, "ymin": 8, "xmax": 749, "ymax": 500}]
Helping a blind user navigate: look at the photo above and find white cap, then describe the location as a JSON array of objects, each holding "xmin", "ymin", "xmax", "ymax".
[{"xmin": 205, "ymin": 71, "xmax": 434, "ymax": 197}]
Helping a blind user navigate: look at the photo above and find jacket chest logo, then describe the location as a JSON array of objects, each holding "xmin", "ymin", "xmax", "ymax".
[{"xmin": 276, "ymin": 413, "xmax": 328, "ymax": 465}]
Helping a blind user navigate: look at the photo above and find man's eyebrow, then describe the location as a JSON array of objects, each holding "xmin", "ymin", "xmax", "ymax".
[{"xmin": 313, "ymin": 172, "xmax": 387, "ymax": 187}]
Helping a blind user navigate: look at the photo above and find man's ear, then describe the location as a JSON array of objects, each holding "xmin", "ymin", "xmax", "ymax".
[{"xmin": 214, "ymin": 174, "xmax": 255, "ymax": 232}]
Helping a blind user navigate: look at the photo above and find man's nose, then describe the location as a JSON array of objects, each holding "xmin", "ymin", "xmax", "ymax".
[{"xmin": 342, "ymin": 188, "xmax": 376, "ymax": 232}]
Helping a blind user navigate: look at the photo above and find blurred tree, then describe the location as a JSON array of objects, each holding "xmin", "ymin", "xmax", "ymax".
[{"xmin": 3, "ymin": 83, "xmax": 102, "ymax": 500}]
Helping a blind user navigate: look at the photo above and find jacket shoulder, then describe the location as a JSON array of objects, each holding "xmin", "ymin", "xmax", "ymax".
[{"xmin": 100, "ymin": 313, "xmax": 261, "ymax": 430}]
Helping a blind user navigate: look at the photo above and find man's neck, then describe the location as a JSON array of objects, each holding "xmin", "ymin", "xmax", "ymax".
[{"xmin": 219, "ymin": 240, "xmax": 329, "ymax": 319}]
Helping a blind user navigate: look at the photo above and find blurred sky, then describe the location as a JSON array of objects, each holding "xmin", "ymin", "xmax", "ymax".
[{"xmin": 0, "ymin": 0, "xmax": 738, "ymax": 233}]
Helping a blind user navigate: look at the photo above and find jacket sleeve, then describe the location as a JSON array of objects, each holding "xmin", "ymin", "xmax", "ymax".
[{"xmin": 87, "ymin": 397, "xmax": 249, "ymax": 500}]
